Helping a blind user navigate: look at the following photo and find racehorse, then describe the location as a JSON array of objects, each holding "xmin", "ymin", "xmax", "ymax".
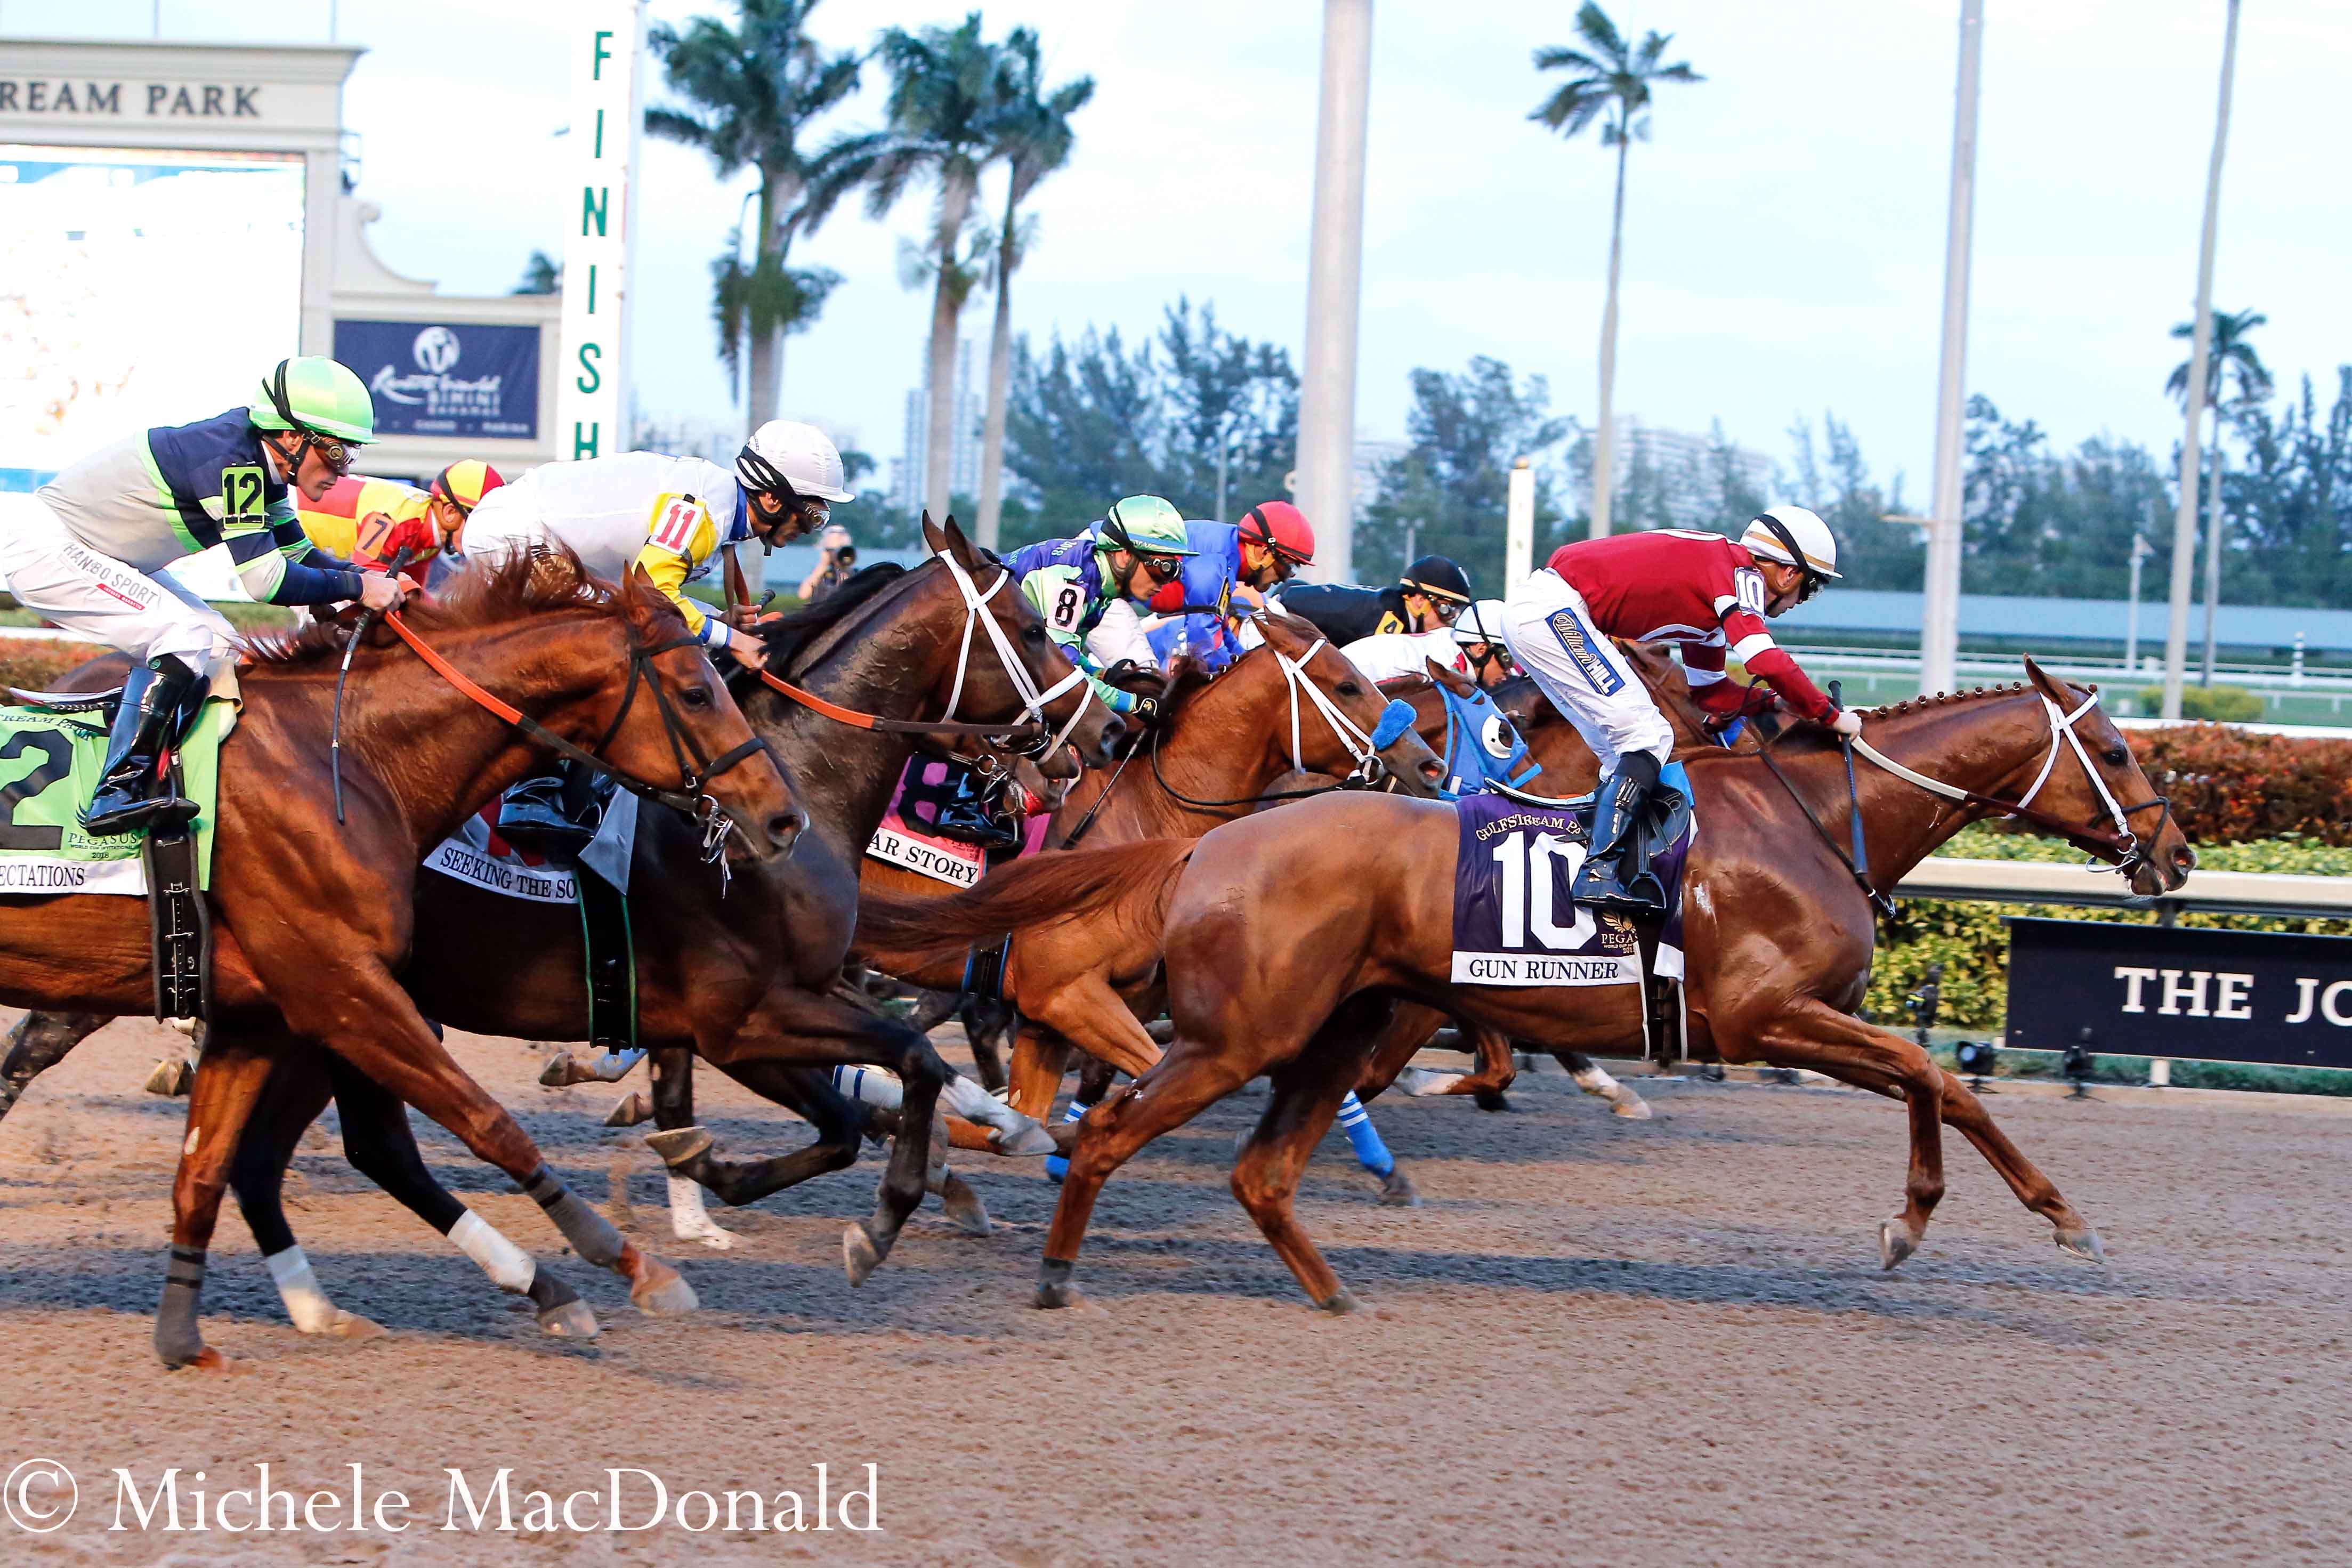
[
  {"xmin": 0, "ymin": 548, "xmax": 802, "ymax": 1367},
  {"xmin": 864, "ymin": 659, "xmax": 2195, "ymax": 1310},
  {"xmin": 0, "ymin": 518, "xmax": 1123, "ymax": 1337},
  {"xmin": 853, "ymin": 612, "xmax": 1446, "ymax": 1129}
]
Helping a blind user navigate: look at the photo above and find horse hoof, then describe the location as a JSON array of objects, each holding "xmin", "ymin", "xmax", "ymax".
[
  {"xmin": 2055, "ymin": 1224, "xmax": 2107, "ymax": 1264},
  {"xmin": 1316, "ymin": 1289, "xmax": 1361, "ymax": 1315},
  {"xmin": 172, "ymin": 1347, "xmax": 240, "ymax": 1375},
  {"xmin": 1878, "ymin": 1219, "xmax": 1919, "ymax": 1271},
  {"xmin": 1377, "ymin": 1168, "xmax": 1422, "ymax": 1207},
  {"xmin": 993, "ymin": 1121, "xmax": 1058, "ymax": 1157},
  {"xmin": 323, "ymin": 1311, "xmax": 387, "ymax": 1342},
  {"xmin": 538, "ymin": 1299, "xmax": 601, "ymax": 1339},
  {"xmin": 1472, "ymin": 1088, "xmax": 1512, "ymax": 1112},
  {"xmin": 538, "ymin": 1052, "xmax": 586, "ymax": 1088},
  {"xmin": 605, "ymin": 1091, "xmax": 653, "ymax": 1128},
  {"xmin": 1034, "ymin": 1259, "xmax": 1078, "ymax": 1309},
  {"xmin": 627, "ymin": 1257, "xmax": 698, "ymax": 1316},
  {"xmin": 843, "ymin": 1222, "xmax": 888, "ymax": 1287},
  {"xmin": 1609, "ymin": 1095, "xmax": 1654, "ymax": 1120},
  {"xmin": 939, "ymin": 1182, "xmax": 994, "ymax": 1237},
  {"xmin": 643, "ymin": 1126, "xmax": 715, "ymax": 1167},
  {"xmin": 143, "ymin": 1056, "xmax": 193, "ymax": 1098}
]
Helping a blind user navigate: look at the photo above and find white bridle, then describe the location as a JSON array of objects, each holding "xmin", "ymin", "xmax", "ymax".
[
  {"xmin": 1852, "ymin": 689, "xmax": 2142, "ymax": 860},
  {"xmin": 1272, "ymin": 636, "xmax": 1391, "ymax": 781},
  {"xmin": 935, "ymin": 547, "xmax": 1096, "ymax": 757}
]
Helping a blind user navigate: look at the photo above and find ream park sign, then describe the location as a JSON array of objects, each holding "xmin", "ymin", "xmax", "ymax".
[
  {"xmin": 0, "ymin": 79, "xmax": 264, "ymax": 118},
  {"xmin": 2006, "ymin": 917, "xmax": 2352, "ymax": 1070}
]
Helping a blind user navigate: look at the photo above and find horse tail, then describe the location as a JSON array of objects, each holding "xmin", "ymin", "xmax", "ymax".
[{"xmin": 854, "ymin": 838, "xmax": 1196, "ymax": 969}]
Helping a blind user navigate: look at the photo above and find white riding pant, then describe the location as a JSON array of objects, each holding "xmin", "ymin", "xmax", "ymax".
[
  {"xmin": 0, "ymin": 498, "xmax": 234, "ymax": 668},
  {"xmin": 1499, "ymin": 568, "xmax": 1674, "ymax": 772}
]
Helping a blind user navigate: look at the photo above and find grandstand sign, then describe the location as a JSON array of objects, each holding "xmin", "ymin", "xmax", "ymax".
[
  {"xmin": 334, "ymin": 320, "xmax": 540, "ymax": 441},
  {"xmin": 2007, "ymin": 917, "xmax": 2352, "ymax": 1070},
  {"xmin": 554, "ymin": 3, "xmax": 645, "ymax": 464}
]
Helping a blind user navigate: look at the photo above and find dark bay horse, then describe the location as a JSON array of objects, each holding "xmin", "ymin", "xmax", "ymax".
[
  {"xmin": 0, "ymin": 518, "xmax": 1122, "ymax": 1339},
  {"xmin": 0, "ymin": 551, "xmax": 802, "ymax": 1367},
  {"xmin": 868, "ymin": 659, "xmax": 2195, "ymax": 1310}
]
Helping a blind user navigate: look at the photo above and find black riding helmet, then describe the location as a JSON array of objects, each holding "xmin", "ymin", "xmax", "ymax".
[{"xmin": 1400, "ymin": 555, "xmax": 1473, "ymax": 620}]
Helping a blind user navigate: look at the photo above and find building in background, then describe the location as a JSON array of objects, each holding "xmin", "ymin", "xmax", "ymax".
[
  {"xmin": 1352, "ymin": 433, "xmax": 1408, "ymax": 514},
  {"xmin": 891, "ymin": 338, "xmax": 981, "ymax": 510},
  {"xmin": 1579, "ymin": 416, "xmax": 1773, "ymax": 530}
]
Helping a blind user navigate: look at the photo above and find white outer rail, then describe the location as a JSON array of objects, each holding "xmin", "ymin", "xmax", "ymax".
[{"xmin": 1896, "ymin": 856, "xmax": 2352, "ymax": 919}]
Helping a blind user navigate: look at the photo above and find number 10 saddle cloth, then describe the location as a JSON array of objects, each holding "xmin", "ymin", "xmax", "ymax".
[{"xmin": 1450, "ymin": 770, "xmax": 1692, "ymax": 988}]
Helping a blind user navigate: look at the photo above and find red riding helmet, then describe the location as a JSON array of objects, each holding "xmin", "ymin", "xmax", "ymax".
[{"xmin": 1239, "ymin": 500, "xmax": 1315, "ymax": 567}]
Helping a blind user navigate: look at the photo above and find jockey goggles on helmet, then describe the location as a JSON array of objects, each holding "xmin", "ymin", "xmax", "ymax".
[
  {"xmin": 734, "ymin": 447, "xmax": 826, "ymax": 547},
  {"xmin": 1098, "ymin": 512, "xmax": 1189, "ymax": 584},
  {"xmin": 1749, "ymin": 512, "xmax": 1830, "ymax": 605},
  {"xmin": 255, "ymin": 357, "xmax": 376, "ymax": 479}
]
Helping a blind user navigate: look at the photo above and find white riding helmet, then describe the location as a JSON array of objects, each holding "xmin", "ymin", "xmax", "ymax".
[
  {"xmin": 737, "ymin": 419, "xmax": 855, "ymax": 504},
  {"xmin": 1740, "ymin": 505, "xmax": 1842, "ymax": 583},
  {"xmin": 1452, "ymin": 599, "xmax": 1509, "ymax": 646}
]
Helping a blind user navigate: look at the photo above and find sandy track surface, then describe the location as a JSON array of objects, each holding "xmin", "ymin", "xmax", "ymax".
[{"xmin": 0, "ymin": 1014, "xmax": 2345, "ymax": 1565}]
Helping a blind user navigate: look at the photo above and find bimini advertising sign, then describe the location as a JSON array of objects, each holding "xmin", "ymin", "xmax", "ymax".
[
  {"xmin": 2006, "ymin": 917, "xmax": 2352, "ymax": 1070},
  {"xmin": 333, "ymin": 320, "xmax": 540, "ymax": 441}
]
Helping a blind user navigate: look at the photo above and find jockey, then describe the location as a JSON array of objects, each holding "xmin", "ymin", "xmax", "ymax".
[
  {"xmin": 1278, "ymin": 553, "xmax": 1473, "ymax": 644},
  {"xmin": 1001, "ymin": 495, "xmax": 1197, "ymax": 722},
  {"xmin": 1451, "ymin": 599, "xmax": 1515, "ymax": 689},
  {"xmin": 459, "ymin": 419, "xmax": 852, "ymax": 671},
  {"xmin": 460, "ymin": 419, "xmax": 853, "ymax": 852},
  {"xmin": 297, "ymin": 460, "xmax": 504, "ymax": 587},
  {"xmin": 1500, "ymin": 507, "xmax": 1855, "ymax": 911},
  {"xmin": 6, "ymin": 357, "xmax": 407, "ymax": 835},
  {"xmin": 1146, "ymin": 500, "xmax": 1318, "ymax": 672}
]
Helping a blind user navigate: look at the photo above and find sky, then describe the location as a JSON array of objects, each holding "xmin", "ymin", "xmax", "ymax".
[{"xmin": 7, "ymin": 0, "xmax": 2349, "ymax": 502}]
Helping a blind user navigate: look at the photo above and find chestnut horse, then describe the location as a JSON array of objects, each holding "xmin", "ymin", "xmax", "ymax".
[
  {"xmin": 0, "ymin": 550, "xmax": 801, "ymax": 1366},
  {"xmin": 0, "ymin": 518, "xmax": 1124, "ymax": 1333},
  {"xmin": 866, "ymin": 659, "xmax": 2195, "ymax": 1310}
]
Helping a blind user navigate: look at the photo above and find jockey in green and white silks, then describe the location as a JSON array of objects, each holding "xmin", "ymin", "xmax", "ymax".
[
  {"xmin": 6, "ymin": 357, "xmax": 406, "ymax": 835},
  {"xmin": 999, "ymin": 495, "xmax": 1197, "ymax": 722}
]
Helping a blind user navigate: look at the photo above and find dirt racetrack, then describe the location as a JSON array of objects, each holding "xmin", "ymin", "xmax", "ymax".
[{"xmin": 0, "ymin": 1013, "xmax": 2346, "ymax": 1565}]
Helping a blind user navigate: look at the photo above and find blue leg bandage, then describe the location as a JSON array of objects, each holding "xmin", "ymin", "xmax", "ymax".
[
  {"xmin": 1334, "ymin": 1091, "xmax": 1395, "ymax": 1178},
  {"xmin": 1044, "ymin": 1098, "xmax": 1091, "ymax": 1184}
]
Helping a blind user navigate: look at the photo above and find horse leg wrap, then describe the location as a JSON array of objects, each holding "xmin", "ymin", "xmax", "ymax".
[
  {"xmin": 666, "ymin": 1173, "xmax": 737, "ymax": 1250},
  {"xmin": 830, "ymin": 1064, "xmax": 902, "ymax": 1110},
  {"xmin": 1335, "ymin": 1092, "xmax": 1396, "ymax": 1178},
  {"xmin": 524, "ymin": 1164, "xmax": 625, "ymax": 1268},
  {"xmin": 449, "ymin": 1209, "xmax": 537, "ymax": 1295},
  {"xmin": 155, "ymin": 1244, "xmax": 208, "ymax": 1367},
  {"xmin": 263, "ymin": 1246, "xmax": 341, "ymax": 1334},
  {"xmin": 1044, "ymin": 1098, "xmax": 1093, "ymax": 1183}
]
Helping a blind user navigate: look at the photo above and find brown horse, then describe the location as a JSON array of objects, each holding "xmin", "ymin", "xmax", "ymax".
[
  {"xmin": 869, "ymin": 658, "xmax": 2195, "ymax": 1310},
  {"xmin": 854, "ymin": 612, "xmax": 1446, "ymax": 1122},
  {"xmin": 0, "ymin": 549, "xmax": 802, "ymax": 1365}
]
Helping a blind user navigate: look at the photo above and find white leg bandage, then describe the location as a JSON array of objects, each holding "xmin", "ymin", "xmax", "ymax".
[
  {"xmin": 665, "ymin": 1174, "xmax": 737, "ymax": 1251},
  {"xmin": 449, "ymin": 1209, "xmax": 536, "ymax": 1294},
  {"xmin": 263, "ymin": 1246, "xmax": 341, "ymax": 1335},
  {"xmin": 831, "ymin": 1064, "xmax": 902, "ymax": 1110}
]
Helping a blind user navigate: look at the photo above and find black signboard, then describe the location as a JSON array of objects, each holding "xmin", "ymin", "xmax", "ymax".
[
  {"xmin": 2007, "ymin": 917, "xmax": 2352, "ymax": 1070},
  {"xmin": 332, "ymin": 320, "xmax": 539, "ymax": 440}
]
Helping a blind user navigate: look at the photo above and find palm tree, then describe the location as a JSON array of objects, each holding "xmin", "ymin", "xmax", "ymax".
[
  {"xmin": 647, "ymin": 0, "xmax": 862, "ymax": 433},
  {"xmin": 2169, "ymin": 306, "xmax": 2270, "ymax": 683},
  {"xmin": 832, "ymin": 14, "xmax": 1004, "ymax": 524},
  {"xmin": 974, "ymin": 29, "xmax": 1093, "ymax": 548},
  {"xmin": 1530, "ymin": 3, "xmax": 1702, "ymax": 537}
]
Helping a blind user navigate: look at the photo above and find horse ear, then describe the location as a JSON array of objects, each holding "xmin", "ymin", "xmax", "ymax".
[
  {"xmin": 920, "ymin": 511, "xmax": 945, "ymax": 555},
  {"xmin": 620, "ymin": 564, "xmax": 667, "ymax": 631},
  {"xmin": 1424, "ymin": 656, "xmax": 1476, "ymax": 697},
  {"xmin": 938, "ymin": 513, "xmax": 982, "ymax": 570},
  {"xmin": 2022, "ymin": 653, "xmax": 2071, "ymax": 705}
]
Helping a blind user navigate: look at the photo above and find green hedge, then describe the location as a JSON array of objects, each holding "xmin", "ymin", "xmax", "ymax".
[
  {"xmin": 2137, "ymin": 683, "xmax": 2264, "ymax": 722},
  {"xmin": 1864, "ymin": 828, "xmax": 2352, "ymax": 1030}
]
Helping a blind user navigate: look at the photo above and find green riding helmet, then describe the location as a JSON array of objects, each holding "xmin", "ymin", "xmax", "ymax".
[
  {"xmin": 1097, "ymin": 494, "xmax": 1196, "ymax": 557},
  {"xmin": 248, "ymin": 356, "xmax": 380, "ymax": 445}
]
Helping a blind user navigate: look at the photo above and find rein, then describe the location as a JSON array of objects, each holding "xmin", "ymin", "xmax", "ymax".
[
  {"xmin": 380, "ymin": 610, "xmax": 765, "ymax": 860},
  {"xmin": 1139, "ymin": 638, "xmax": 1419, "ymax": 812}
]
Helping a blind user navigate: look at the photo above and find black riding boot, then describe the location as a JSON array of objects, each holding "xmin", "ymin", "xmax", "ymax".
[
  {"xmin": 497, "ymin": 766, "xmax": 596, "ymax": 859},
  {"xmin": 83, "ymin": 654, "xmax": 206, "ymax": 836},
  {"xmin": 1571, "ymin": 751, "xmax": 1667, "ymax": 914}
]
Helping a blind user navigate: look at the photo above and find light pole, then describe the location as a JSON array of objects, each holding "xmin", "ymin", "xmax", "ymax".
[
  {"xmin": 2163, "ymin": 0, "xmax": 2242, "ymax": 721},
  {"xmin": 1295, "ymin": 0, "xmax": 1374, "ymax": 583},
  {"xmin": 2125, "ymin": 530, "xmax": 2153, "ymax": 674},
  {"xmin": 1921, "ymin": 0, "xmax": 1985, "ymax": 702}
]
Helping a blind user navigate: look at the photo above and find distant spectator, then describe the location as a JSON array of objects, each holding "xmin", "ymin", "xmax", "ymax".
[
  {"xmin": 799, "ymin": 524, "xmax": 854, "ymax": 601},
  {"xmin": 806, "ymin": 542, "xmax": 858, "ymax": 604}
]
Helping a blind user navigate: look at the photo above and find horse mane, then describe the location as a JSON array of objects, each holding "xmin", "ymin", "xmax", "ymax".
[
  {"xmin": 1156, "ymin": 656, "xmax": 1217, "ymax": 718},
  {"xmin": 1867, "ymin": 680, "xmax": 2043, "ymax": 717},
  {"xmin": 755, "ymin": 562, "xmax": 909, "ymax": 676},
  {"xmin": 245, "ymin": 544, "xmax": 621, "ymax": 668}
]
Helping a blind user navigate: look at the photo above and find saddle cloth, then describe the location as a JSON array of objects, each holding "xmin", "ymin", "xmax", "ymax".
[
  {"xmin": 866, "ymin": 756, "xmax": 1048, "ymax": 888},
  {"xmin": 422, "ymin": 785, "xmax": 637, "ymax": 903},
  {"xmin": 0, "ymin": 696, "xmax": 234, "ymax": 895},
  {"xmin": 1449, "ymin": 767, "xmax": 1691, "ymax": 987}
]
